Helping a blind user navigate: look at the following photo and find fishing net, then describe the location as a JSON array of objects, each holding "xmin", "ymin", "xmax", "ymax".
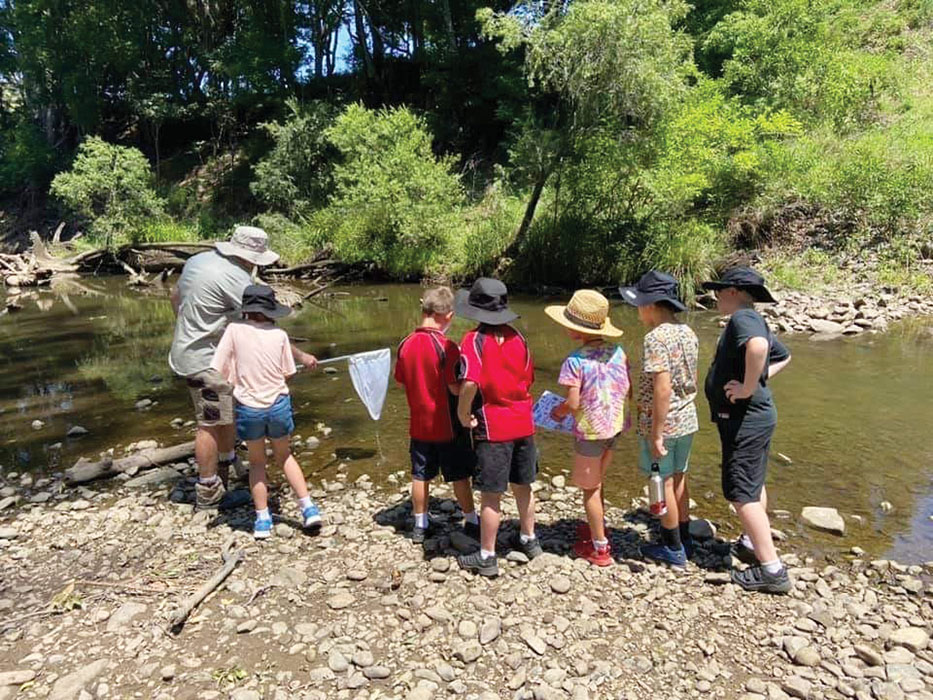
[{"xmin": 346, "ymin": 348, "xmax": 391, "ymax": 420}]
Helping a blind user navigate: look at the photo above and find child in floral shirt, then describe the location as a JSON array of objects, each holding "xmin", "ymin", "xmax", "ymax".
[
  {"xmin": 546, "ymin": 290, "xmax": 631, "ymax": 566},
  {"xmin": 621, "ymin": 271, "xmax": 699, "ymax": 569}
]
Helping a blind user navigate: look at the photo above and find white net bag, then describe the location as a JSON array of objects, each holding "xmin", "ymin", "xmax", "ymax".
[{"xmin": 345, "ymin": 348, "xmax": 391, "ymax": 421}]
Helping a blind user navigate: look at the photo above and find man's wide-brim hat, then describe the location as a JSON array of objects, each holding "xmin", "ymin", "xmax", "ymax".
[
  {"xmin": 545, "ymin": 289, "xmax": 623, "ymax": 337},
  {"xmin": 620, "ymin": 270, "xmax": 687, "ymax": 312},
  {"xmin": 241, "ymin": 284, "xmax": 291, "ymax": 319},
  {"xmin": 216, "ymin": 225, "xmax": 280, "ymax": 267},
  {"xmin": 701, "ymin": 266, "xmax": 776, "ymax": 303},
  {"xmin": 455, "ymin": 277, "xmax": 519, "ymax": 325}
]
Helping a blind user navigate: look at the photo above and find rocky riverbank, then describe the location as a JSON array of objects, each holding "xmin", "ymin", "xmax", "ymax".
[{"xmin": 0, "ymin": 457, "xmax": 931, "ymax": 700}]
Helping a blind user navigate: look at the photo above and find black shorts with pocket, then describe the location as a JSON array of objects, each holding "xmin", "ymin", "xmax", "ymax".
[
  {"xmin": 716, "ymin": 416, "xmax": 775, "ymax": 504},
  {"xmin": 474, "ymin": 436, "xmax": 537, "ymax": 493},
  {"xmin": 410, "ymin": 434, "xmax": 475, "ymax": 483}
]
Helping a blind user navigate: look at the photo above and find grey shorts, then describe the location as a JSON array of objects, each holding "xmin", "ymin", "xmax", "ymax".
[
  {"xmin": 185, "ymin": 368, "xmax": 234, "ymax": 427},
  {"xmin": 574, "ymin": 434, "xmax": 619, "ymax": 458}
]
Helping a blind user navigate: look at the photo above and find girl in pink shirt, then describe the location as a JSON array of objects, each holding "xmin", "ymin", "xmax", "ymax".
[{"xmin": 212, "ymin": 285, "xmax": 322, "ymax": 538}]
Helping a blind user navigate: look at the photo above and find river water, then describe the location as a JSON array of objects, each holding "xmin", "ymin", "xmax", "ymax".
[{"xmin": 2, "ymin": 280, "xmax": 932, "ymax": 562}]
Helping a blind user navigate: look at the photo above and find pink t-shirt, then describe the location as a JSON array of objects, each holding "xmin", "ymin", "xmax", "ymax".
[{"xmin": 211, "ymin": 320, "xmax": 296, "ymax": 409}]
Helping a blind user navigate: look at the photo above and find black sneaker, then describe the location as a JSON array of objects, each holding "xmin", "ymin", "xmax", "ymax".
[
  {"xmin": 512, "ymin": 533, "xmax": 543, "ymax": 560},
  {"xmin": 731, "ymin": 565, "xmax": 792, "ymax": 595},
  {"xmin": 411, "ymin": 522, "xmax": 432, "ymax": 544},
  {"xmin": 730, "ymin": 539, "xmax": 760, "ymax": 566},
  {"xmin": 458, "ymin": 550, "xmax": 499, "ymax": 577},
  {"xmin": 462, "ymin": 520, "xmax": 481, "ymax": 540}
]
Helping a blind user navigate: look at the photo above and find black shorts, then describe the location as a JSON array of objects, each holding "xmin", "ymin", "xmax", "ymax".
[
  {"xmin": 716, "ymin": 417, "xmax": 775, "ymax": 504},
  {"xmin": 474, "ymin": 436, "xmax": 537, "ymax": 494},
  {"xmin": 410, "ymin": 436, "xmax": 475, "ymax": 483}
]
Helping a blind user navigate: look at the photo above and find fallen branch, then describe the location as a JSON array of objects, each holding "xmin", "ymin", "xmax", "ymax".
[
  {"xmin": 168, "ymin": 537, "xmax": 243, "ymax": 634},
  {"xmin": 64, "ymin": 441, "xmax": 195, "ymax": 484}
]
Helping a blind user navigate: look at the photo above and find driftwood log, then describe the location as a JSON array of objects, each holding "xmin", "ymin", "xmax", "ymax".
[
  {"xmin": 64, "ymin": 441, "xmax": 195, "ymax": 484},
  {"xmin": 168, "ymin": 536, "xmax": 243, "ymax": 634}
]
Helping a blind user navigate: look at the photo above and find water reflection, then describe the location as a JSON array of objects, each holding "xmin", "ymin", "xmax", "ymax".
[{"xmin": 1, "ymin": 280, "xmax": 931, "ymax": 562}]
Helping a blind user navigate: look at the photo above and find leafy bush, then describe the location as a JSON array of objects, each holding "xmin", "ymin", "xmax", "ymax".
[
  {"xmin": 251, "ymin": 99, "xmax": 338, "ymax": 216},
  {"xmin": 50, "ymin": 137, "xmax": 164, "ymax": 247},
  {"xmin": 319, "ymin": 104, "xmax": 465, "ymax": 278}
]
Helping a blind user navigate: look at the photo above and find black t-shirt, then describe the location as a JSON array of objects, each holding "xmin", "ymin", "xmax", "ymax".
[{"xmin": 704, "ymin": 308, "xmax": 789, "ymax": 424}]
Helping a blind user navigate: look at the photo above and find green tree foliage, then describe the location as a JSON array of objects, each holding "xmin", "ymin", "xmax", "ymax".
[
  {"xmin": 316, "ymin": 104, "xmax": 465, "ymax": 277},
  {"xmin": 251, "ymin": 99, "xmax": 338, "ymax": 217},
  {"xmin": 50, "ymin": 137, "xmax": 165, "ymax": 247}
]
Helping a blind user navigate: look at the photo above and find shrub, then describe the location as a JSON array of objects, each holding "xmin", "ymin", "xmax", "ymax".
[
  {"xmin": 251, "ymin": 99, "xmax": 337, "ymax": 216},
  {"xmin": 50, "ymin": 137, "xmax": 165, "ymax": 247},
  {"xmin": 320, "ymin": 104, "xmax": 465, "ymax": 278}
]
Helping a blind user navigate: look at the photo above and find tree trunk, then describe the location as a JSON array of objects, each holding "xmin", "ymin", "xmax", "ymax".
[{"xmin": 507, "ymin": 173, "xmax": 548, "ymax": 258}]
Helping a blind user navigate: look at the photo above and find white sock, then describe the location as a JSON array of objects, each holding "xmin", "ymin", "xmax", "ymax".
[
  {"xmin": 298, "ymin": 496, "xmax": 312, "ymax": 510},
  {"xmin": 219, "ymin": 451, "xmax": 235, "ymax": 463},
  {"xmin": 740, "ymin": 533, "xmax": 753, "ymax": 550},
  {"xmin": 198, "ymin": 474, "xmax": 220, "ymax": 485},
  {"xmin": 592, "ymin": 538, "xmax": 609, "ymax": 550},
  {"xmin": 256, "ymin": 508, "xmax": 270, "ymax": 521},
  {"xmin": 414, "ymin": 512, "xmax": 429, "ymax": 529},
  {"xmin": 480, "ymin": 548, "xmax": 496, "ymax": 560},
  {"xmin": 519, "ymin": 532, "xmax": 536, "ymax": 544},
  {"xmin": 464, "ymin": 511, "xmax": 479, "ymax": 525},
  {"xmin": 762, "ymin": 559, "xmax": 783, "ymax": 574}
]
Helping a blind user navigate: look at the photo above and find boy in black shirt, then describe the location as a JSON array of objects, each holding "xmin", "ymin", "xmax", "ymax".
[{"xmin": 703, "ymin": 267, "xmax": 792, "ymax": 594}]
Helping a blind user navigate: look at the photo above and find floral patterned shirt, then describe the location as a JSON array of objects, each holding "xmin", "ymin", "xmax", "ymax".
[
  {"xmin": 558, "ymin": 342, "xmax": 631, "ymax": 441},
  {"xmin": 637, "ymin": 323, "xmax": 699, "ymax": 439}
]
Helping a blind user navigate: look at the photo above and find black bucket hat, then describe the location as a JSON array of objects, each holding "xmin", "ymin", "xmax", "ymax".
[
  {"xmin": 241, "ymin": 284, "xmax": 291, "ymax": 319},
  {"xmin": 701, "ymin": 266, "xmax": 776, "ymax": 303},
  {"xmin": 619, "ymin": 270, "xmax": 687, "ymax": 312},
  {"xmin": 455, "ymin": 277, "xmax": 519, "ymax": 325}
]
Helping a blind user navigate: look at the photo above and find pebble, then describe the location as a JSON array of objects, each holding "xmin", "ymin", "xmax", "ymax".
[
  {"xmin": 521, "ymin": 629, "xmax": 547, "ymax": 655},
  {"xmin": 31, "ymin": 420, "xmax": 44, "ymax": 430},
  {"xmin": 549, "ymin": 575, "xmax": 571, "ymax": 594},
  {"xmin": 324, "ymin": 587, "xmax": 359, "ymax": 610},
  {"xmin": 0, "ymin": 527, "xmax": 19, "ymax": 540},
  {"xmin": 236, "ymin": 619, "xmax": 258, "ymax": 634},
  {"xmin": 66, "ymin": 425, "xmax": 89, "ymax": 437},
  {"xmin": 888, "ymin": 627, "xmax": 930, "ymax": 652},
  {"xmin": 363, "ymin": 665, "xmax": 391, "ymax": 679},
  {"xmin": 160, "ymin": 665, "xmax": 176, "ymax": 681},
  {"xmin": 480, "ymin": 618, "xmax": 501, "ymax": 645}
]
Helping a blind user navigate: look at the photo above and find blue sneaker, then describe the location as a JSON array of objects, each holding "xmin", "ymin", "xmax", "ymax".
[
  {"xmin": 254, "ymin": 517, "xmax": 273, "ymax": 539},
  {"xmin": 640, "ymin": 542, "xmax": 687, "ymax": 570},
  {"xmin": 302, "ymin": 504, "xmax": 322, "ymax": 530}
]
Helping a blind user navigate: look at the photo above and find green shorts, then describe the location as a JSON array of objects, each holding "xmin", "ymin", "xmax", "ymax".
[{"xmin": 638, "ymin": 433, "xmax": 695, "ymax": 478}]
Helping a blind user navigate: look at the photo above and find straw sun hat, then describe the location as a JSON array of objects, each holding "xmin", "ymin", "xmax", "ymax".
[{"xmin": 545, "ymin": 289, "xmax": 622, "ymax": 337}]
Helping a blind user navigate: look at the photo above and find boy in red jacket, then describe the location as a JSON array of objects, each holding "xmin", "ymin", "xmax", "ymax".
[
  {"xmin": 454, "ymin": 278, "xmax": 541, "ymax": 577},
  {"xmin": 395, "ymin": 287, "xmax": 479, "ymax": 544}
]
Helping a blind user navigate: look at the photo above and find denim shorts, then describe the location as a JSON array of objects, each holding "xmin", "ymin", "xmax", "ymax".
[{"xmin": 236, "ymin": 394, "xmax": 295, "ymax": 441}]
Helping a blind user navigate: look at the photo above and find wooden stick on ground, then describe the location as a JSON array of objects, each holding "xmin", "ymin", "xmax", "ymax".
[{"xmin": 168, "ymin": 537, "xmax": 243, "ymax": 634}]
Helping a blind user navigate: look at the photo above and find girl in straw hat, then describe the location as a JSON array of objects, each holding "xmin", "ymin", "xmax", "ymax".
[{"xmin": 545, "ymin": 290, "xmax": 631, "ymax": 566}]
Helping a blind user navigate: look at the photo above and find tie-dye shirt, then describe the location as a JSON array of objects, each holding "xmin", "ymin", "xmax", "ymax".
[{"xmin": 558, "ymin": 342, "xmax": 631, "ymax": 441}]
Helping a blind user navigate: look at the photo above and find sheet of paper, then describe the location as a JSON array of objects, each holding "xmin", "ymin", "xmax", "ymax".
[{"xmin": 533, "ymin": 390, "xmax": 574, "ymax": 434}]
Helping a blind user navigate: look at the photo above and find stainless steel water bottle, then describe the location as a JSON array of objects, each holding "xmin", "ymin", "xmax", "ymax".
[{"xmin": 648, "ymin": 462, "xmax": 667, "ymax": 517}]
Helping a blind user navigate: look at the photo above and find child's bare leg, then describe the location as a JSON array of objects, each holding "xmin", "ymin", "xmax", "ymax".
[
  {"xmin": 450, "ymin": 478, "xmax": 476, "ymax": 517},
  {"xmin": 660, "ymin": 477, "xmax": 679, "ymax": 531},
  {"xmin": 270, "ymin": 437, "xmax": 309, "ymax": 500},
  {"xmin": 511, "ymin": 483, "xmax": 536, "ymax": 539},
  {"xmin": 734, "ymin": 500, "xmax": 778, "ymax": 563},
  {"xmin": 600, "ymin": 449, "xmax": 612, "ymax": 519},
  {"xmin": 582, "ymin": 486, "xmax": 605, "ymax": 542},
  {"xmin": 247, "ymin": 439, "xmax": 269, "ymax": 512},
  {"xmin": 673, "ymin": 473, "xmax": 690, "ymax": 523},
  {"xmin": 411, "ymin": 479, "xmax": 430, "ymax": 521},
  {"xmin": 479, "ymin": 492, "xmax": 501, "ymax": 553}
]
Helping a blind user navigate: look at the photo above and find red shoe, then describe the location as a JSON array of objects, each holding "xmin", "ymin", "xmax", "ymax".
[{"xmin": 573, "ymin": 539, "xmax": 612, "ymax": 567}]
